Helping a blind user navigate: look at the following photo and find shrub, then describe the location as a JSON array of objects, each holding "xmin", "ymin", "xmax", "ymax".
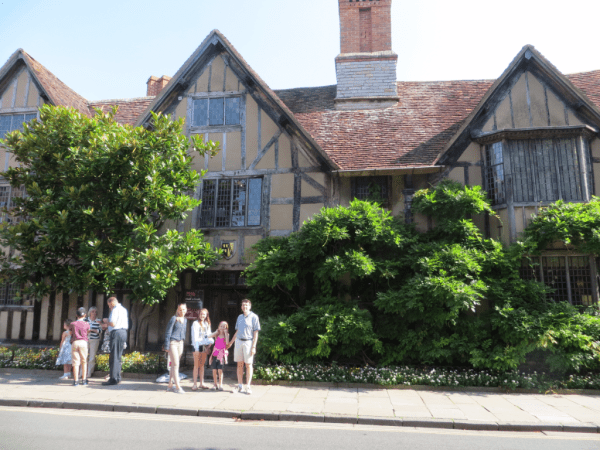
[{"xmin": 95, "ymin": 351, "xmax": 167, "ymax": 373}]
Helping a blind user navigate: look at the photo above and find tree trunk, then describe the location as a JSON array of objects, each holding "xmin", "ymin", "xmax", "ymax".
[{"xmin": 129, "ymin": 302, "xmax": 158, "ymax": 352}]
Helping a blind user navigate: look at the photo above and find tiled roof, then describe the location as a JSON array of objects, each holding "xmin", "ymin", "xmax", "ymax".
[
  {"xmin": 20, "ymin": 51, "xmax": 91, "ymax": 117},
  {"xmin": 567, "ymin": 70, "xmax": 600, "ymax": 109},
  {"xmin": 276, "ymin": 80, "xmax": 494, "ymax": 170},
  {"xmin": 6, "ymin": 48, "xmax": 600, "ymax": 172},
  {"xmin": 89, "ymin": 97, "xmax": 155, "ymax": 126}
]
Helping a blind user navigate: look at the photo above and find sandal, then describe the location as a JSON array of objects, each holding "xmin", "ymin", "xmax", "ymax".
[
  {"xmin": 200, "ymin": 385, "xmax": 210, "ymax": 390},
  {"xmin": 191, "ymin": 385, "xmax": 198, "ymax": 391}
]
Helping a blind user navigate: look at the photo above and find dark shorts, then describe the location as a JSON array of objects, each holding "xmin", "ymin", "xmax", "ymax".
[{"xmin": 210, "ymin": 358, "xmax": 223, "ymax": 370}]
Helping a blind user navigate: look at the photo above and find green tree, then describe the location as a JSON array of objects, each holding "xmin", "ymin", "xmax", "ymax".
[{"xmin": 0, "ymin": 105, "xmax": 220, "ymax": 310}]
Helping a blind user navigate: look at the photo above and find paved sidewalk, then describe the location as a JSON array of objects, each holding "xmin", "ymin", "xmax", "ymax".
[{"xmin": 1, "ymin": 368, "xmax": 600, "ymax": 433}]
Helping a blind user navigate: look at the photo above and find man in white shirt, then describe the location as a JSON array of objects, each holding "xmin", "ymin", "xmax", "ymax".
[{"xmin": 102, "ymin": 297, "xmax": 128, "ymax": 386}]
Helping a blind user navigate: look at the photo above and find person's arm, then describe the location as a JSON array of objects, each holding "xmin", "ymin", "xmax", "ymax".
[
  {"xmin": 227, "ymin": 330, "xmax": 237, "ymax": 348},
  {"xmin": 59, "ymin": 331, "xmax": 66, "ymax": 348},
  {"xmin": 225, "ymin": 332, "xmax": 230, "ymax": 346},
  {"xmin": 163, "ymin": 316, "xmax": 176, "ymax": 351},
  {"xmin": 191, "ymin": 321, "xmax": 199, "ymax": 349},
  {"xmin": 251, "ymin": 330, "xmax": 259, "ymax": 355}
]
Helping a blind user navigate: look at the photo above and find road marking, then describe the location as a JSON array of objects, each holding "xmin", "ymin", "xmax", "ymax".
[{"xmin": 2, "ymin": 406, "xmax": 599, "ymax": 441}]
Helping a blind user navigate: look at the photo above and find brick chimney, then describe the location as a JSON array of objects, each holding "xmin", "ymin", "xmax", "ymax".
[
  {"xmin": 335, "ymin": 0, "xmax": 399, "ymax": 110},
  {"xmin": 146, "ymin": 75, "xmax": 172, "ymax": 97}
]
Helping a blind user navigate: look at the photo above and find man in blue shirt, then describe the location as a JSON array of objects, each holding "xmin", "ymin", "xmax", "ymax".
[
  {"xmin": 228, "ymin": 299, "xmax": 260, "ymax": 395},
  {"xmin": 102, "ymin": 296, "xmax": 128, "ymax": 386}
]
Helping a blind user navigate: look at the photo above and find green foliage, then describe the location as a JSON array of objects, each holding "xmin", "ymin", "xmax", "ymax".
[
  {"xmin": 253, "ymin": 363, "xmax": 600, "ymax": 390},
  {"xmin": 95, "ymin": 351, "xmax": 167, "ymax": 373},
  {"xmin": 257, "ymin": 304, "xmax": 382, "ymax": 364},
  {"xmin": 0, "ymin": 105, "xmax": 220, "ymax": 304},
  {"xmin": 412, "ymin": 179, "xmax": 495, "ymax": 224},
  {"xmin": 523, "ymin": 198, "xmax": 600, "ymax": 254},
  {"xmin": 0, "ymin": 346, "xmax": 59, "ymax": 370},
  {"xmin": 246, "ymin": 180, "xmax": 600, "ymax": 375}
]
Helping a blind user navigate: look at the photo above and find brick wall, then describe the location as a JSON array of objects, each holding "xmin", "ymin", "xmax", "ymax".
[
  {"xmin": 339, "ymin": 0, "xmax": 392, "ymax": 54},
  {"xmin": 146, "ymin": 75, "xmax": 172, "ymax": 97}
]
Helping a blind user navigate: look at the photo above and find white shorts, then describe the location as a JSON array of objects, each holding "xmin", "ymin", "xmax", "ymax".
[{"xmin": 234, "ymin": 340, "xmax": 254, "ymax": 364}]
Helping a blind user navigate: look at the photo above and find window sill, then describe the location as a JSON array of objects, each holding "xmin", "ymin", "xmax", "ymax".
[
  {"xmin": 197, "ymin": 225, "xmax": 263, "ymax": 231},
  {"xmin": 190, "ymin": 124, "xmax": 242, "ymax": 134},
  {"xmin": 0, "ymin": 305, "xmax": 33, "ymax": 312}
]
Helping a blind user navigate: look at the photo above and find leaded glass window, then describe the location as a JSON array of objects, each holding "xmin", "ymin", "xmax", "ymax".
[
  {"xmin": 0, "ymin": 184, "xmax": 25, "ymax": 223},
  {"xmin": 484, "ymin": 138, "xmax": 592, "ymax": 205},
  {"xmin": 0, "ymin": 113, "xmax": 37, "ymax": 139},
  {"xmin": 191, "ymin": 97, "xmax": 240, "ymax": 127},
  {"xmin": 520, "ymin": 256, "xmax": 596, "ymax": 305},
  {"xmin": 485, "ymin": 142, "xmax": 505, "ymax": 204},
  {"xmin": 0, "ymin": 282, "xmax": 22, "ymax": 306},
  {"xmin": 351, "ymin": 176, "xmax": 390, "ymax": 207},
  {"xmin": 198, "ymin": 178, "xmax": 262, "ymax": 228}
]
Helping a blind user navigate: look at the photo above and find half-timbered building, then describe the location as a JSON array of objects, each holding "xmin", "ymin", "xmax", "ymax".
[{"xmin": 1, "ymin": 0, "xmax": 600, "ymax": 345}]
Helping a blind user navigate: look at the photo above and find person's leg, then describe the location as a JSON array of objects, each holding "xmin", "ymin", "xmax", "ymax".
[
  {"xmin": 111, "ymin": 329, "xmax": 126, "ymax": 383},
  {"xmin": 170, "ymin": 341, "xmax": 184, "ymax": 390},
  {"xmin": 199, "ymin": 351, "xmax": 207, "ymax": 387},
  {"xmin": 192, "ymin": 351, "xmax": 200, "ymax": 389},
  {"xmin": 168, "ymin": 343, "xmax": 178, "ymax": 389},
  {"xmin": 218, "ymin": 369, "xmax": 223, "ymax": 389},
  {"xmin": 236, "ymin": 362, "xmax": 244, "ymax": 386},
  {"xmin": 80, "ymin": 342, "xmax": 88, "ymax": 381},
  {"xmin": 87, "ymin": 339, "xmax": 100, "ymax": 379},
  {"xmin": 246, "ymin": 363, "xmax": 253, "ymax": 387},
  {"xmin": 71, "ymin": 355, "xmax": 79, "ymax": 383},
  {"xmin": 65, "ymin": 363, "xmax": 72, "ymax": 376},
  {"xmin": 108, "ymin": 330, "xmax": 117, "ymax": 382},
  {"xmin": 72, "ymin": 341, "xmax": 83, "ymax": 382},
  {"xmin": 212, "ymin": 369, "xmax": 218, "ymax": 388}
]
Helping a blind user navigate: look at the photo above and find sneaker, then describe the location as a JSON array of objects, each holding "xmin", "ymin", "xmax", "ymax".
[
  {"xmin": 218, "ymin": 386, "xmax": 223, "ymax": 391},
  {"xmin": 246, "ymin": 386, "xmax": 252, "ymax": 395},
  {"xmin": 73, "ymin": 381, "xmax": 79, "ymax": 386},
  {"xmin": 82, "ymin": 380, "xmax": 88, "ymax": 386},
  {"xmin": 59, "ymin": 374, "xmax": 69, "ymax": 380},
  {"xmin": 235, "ymin": 384, "xmax": 244, "ymax": 393},
  {"xmin": 175, "ymin": 387, "xmax": 185, "ymax": 394}
]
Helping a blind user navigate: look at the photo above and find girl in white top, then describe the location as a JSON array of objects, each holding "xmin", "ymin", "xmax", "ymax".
[{"xmin": 191, "ymin": 308, "xmax": 213, "ymax": 390}]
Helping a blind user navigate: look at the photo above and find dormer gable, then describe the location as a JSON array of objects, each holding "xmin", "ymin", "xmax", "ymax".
[{"xmin": 438, "ymin": 45, "xmax": 600, "ymax": 166}]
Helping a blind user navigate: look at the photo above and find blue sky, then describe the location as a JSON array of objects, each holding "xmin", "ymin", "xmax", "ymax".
[{"xmin": 1, "ymin": 0, "xmax": 600, "ymax": 101}]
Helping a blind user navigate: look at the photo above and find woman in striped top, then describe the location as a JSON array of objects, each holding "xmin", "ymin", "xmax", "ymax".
[{"xmin": 86, "ymin": 307, "xmax": 102, "ymax": 378}]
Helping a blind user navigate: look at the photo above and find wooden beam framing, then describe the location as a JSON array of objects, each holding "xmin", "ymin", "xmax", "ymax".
[
  {"xmin": 249, "ymin": 130, "xmax": 282, "ymax": 170},
  {"xmin": 300, "ymin": 173, "xmax": 327, "ymax": 196}
]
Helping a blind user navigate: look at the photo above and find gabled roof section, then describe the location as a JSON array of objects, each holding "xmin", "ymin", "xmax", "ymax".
[
  {"xmin": 437, "ymin": 45, "xmax": 600, "ymax": 165},
  {"xmin": 134, "ymin": 30, "xmax": 339, "ymax": 171},
  {"xmin": 0, "ymin": 49, "xmax": 90, "ymax": 116}
]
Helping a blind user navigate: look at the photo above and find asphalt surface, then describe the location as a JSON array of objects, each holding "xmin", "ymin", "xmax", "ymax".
[
  {"xmin": 1, "ymin": 368, "xmax": 600, "ymax": 435},
  {"xmin": 3, "ymin": 407, "xmax": 600, "ymax": 450}
]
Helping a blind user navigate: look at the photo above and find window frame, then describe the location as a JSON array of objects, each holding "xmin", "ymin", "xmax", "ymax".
[
  {"xmin": 0, "ymin": 111, "xmax": 38, "ymax": 140},
  {"xmin": 197, "ymin": 177, "xmax": 263, "ymax": 229},
  {"xmin": 478, "ymin": 126, "xmax": 595, "ymax": 207},
  {"xmin": 0, "ymin": 281, "xmax": 23, "ymax": 307},
  {"xmin": 351, "ymin": 176, "xmax": 391, "ymax": 207},
  {"xmin": 188, "ymin": 93, "xmax": 243, "ymax": 133},
  {"xmin": 519, "ymin": 255, "xmax": 597, "ymax": 306},
  {"xmin": 0, "ymin": 183, "xmax": 25, "ymax": 224}
]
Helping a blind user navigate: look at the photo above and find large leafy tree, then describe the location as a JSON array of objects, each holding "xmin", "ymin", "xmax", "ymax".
[{"xmin": 0, "ymin": 105, "xmax": 220, "ymax": 306}]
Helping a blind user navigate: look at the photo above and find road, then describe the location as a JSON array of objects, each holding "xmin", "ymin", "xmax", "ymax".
[{"xmin": 1, "ymin": 407, "xmax": 599, "ymax": 450}]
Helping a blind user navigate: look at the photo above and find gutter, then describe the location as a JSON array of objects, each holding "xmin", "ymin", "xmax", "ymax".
[{"xmin": 332, "ymin": 166, "xmax": 445, "ymax": 177}]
